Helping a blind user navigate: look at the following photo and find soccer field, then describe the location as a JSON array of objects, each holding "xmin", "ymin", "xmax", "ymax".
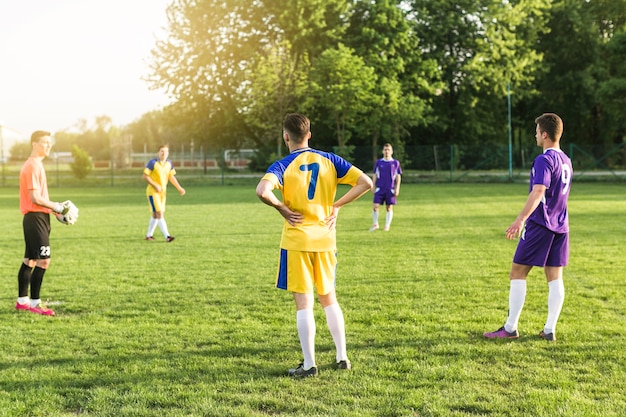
[{"xmin": 0, "ymin": 183, "xmax": 624, "ymax": 417}]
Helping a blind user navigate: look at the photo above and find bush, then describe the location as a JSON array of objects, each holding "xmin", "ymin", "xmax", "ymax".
[{"xmin": 70, "ymin": 145, "xmax": 93, "ymax": 180}]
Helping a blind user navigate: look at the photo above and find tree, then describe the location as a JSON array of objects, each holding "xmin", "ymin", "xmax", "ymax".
[
  {"xmin": 238, "ymin": 40, "xmax": 310, "ymax": 162},
  {"xmin": 529, "ymin": 0, "xmax": 597, "ymax": 144},
  {"xmin": 147, "ymin": 0, "xmax": 347, "ymax": 153},
  {"xmin": 306, "ymin": 44, "xmax": 379, "ymax": 160},
  {"xmin": 343, "ymin": 0, "xmax": 438, "ymax": 165},
  {"xmin": 70, "ymin": 145, "xmax": 93, "ymax": 180},
  {"xmin": 9, "ymin": 141, "xmax": 31, "ymax": 162},
  {"xmin": 409, "ymin": 0, "xmax": 549, "ymax": 146},
  {"xmin": 598, "ymin": 28, "xmax": 626, "ymax": 148}
]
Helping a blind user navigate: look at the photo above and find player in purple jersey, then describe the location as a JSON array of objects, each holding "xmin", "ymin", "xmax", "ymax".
[
  {"xmin": 369, "ymin": 143, "xmax": 402, "ymax": 231},
  {"xmin": 484, "ymin": 113, "xmax": 572, "ymax": 342}
]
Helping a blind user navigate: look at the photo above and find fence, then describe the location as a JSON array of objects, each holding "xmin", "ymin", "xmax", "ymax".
[{"xmin": 1, "ymin": 143, "xmax": 624, "ymax": 188}]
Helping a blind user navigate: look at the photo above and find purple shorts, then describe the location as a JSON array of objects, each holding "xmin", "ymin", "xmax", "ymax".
[
  {"xmin": 373, "ymin": 189, "xmax": 397, "ymax": 206},
  {"xmin": 513, "ymin": 221, "xmax": 569, "ymax": 267}
]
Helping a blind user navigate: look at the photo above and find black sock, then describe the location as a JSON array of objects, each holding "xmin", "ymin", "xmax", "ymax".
[
  {"xmin": 18, "ymin": 263, "xmax": 32, "ymax": 298},
  {"xmin": 30, "ymin": 266, "xmax": 47, "ymax": 301}
]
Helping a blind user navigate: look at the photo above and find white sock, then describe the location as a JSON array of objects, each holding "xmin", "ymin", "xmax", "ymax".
[
  {"xmin": 30, "ymin": 298, "xmax": 41, "ymax": 308},
  {"xmin": 17, "ymin": 297, "xmax": 29, "ymax": 305},
  {"xmin": 325, "ymin": 303, "xmax": 348, "ymax": 362},
  {"xmin": 385, "ymin": 211, "xmax": 393, "ymax": 228},
  {"xmin": 545, "ymin": 279, "xmax": 565, "ymax": 334},
  {"xmin": 505, "ymin": 280, "xmax": 527, "ymax": 332},
  {"xmin": 157, "ymin": 218, "xmax": 170, "ymax": 238},
  {"xmin": 147, "ymin": 218, "xmax": 158, "ymax": 237},
  {"xmin": 296, "ymin": 309, "xmax": 316, "ymax": 369},
  {"xmin": 372, "ymin": 210, "xmax": 379, "ymax": 226}
]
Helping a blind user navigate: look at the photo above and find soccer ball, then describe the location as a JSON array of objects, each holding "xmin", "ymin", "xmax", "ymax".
[{"xmin": 55, "ymin": 200, "xmax": 79, "ymax": 225}]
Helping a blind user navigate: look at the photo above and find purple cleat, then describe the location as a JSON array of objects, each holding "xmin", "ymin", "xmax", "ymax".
[{"xmin": 483, "ymin": 326, "xmax": 519, "ymax": 339}]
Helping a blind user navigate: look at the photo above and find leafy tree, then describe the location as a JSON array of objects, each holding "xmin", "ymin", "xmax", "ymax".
[
  {"xmin": 142, "ymin": 0, "xmax": 626, "ymax": 171},
  {"xmin": 527, "ymin": 0, "xmax": 609, "ymax": 163},
  {"xmin": 409, "ymin": 0, "xmax": 549, "ymax": 146},
  {"xmin": 590, "ymin": 0, "xmax": 626, "ymax": 151},
  {"xmin": 238, "ymin": 40, "xmax": 310, "ymax": 162},
  {"xmin": 598, "ymin": 28, "xmax": 626, "ymax": 148},
  {"xmin": 9, "ymin": 141, "xmax": 31, "ymax": 162},
  {"xmin": 344, "ymin": 0, "xmax": 438, "ymax": 165},
  {"xmin": 70, "ymin": 145, "xmax": 93, "ymax": 180},
  {"xmin": 306, "ymin": 44, "xmax": 379, "ymax": 160},
  {"xmin": 148, "ymin": 0, "xmax": 347, "ymax": 153},
  {"xmin": 125, "ymin": 110, "xmax": 177, "ymax": 154}
]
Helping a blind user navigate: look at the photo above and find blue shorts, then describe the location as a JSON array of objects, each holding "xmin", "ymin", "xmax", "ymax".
[
  {"xmin": 373, "ymin": 189, "xmax": 396, "ymax": 206},
  {"xmin": 513, "ymin": 221, "xmax": 569, "ymax": 267}
]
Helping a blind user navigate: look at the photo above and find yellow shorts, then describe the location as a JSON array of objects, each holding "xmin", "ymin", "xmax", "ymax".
[
  {"xmin": 276, "ymin": 249, "xmax": 337, "ymax": 295},
  {"xmin": 147, "ymin": 193, "xmax": 166, "ymax": 213}
]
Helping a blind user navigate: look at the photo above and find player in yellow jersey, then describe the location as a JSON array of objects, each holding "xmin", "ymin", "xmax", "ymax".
[
  {"xmin": 256, "ymin": 113, "xmax": 372, "ymax": 377},
  {"xmin": 143, "ymin": 145, "xmax": 186, "ymax": 242}
]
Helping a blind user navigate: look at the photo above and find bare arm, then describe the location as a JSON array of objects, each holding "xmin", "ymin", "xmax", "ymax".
[
  {"xmin": 29, "ymin": 189, "xmax": 62, "ymax": 213},
  {"xmin": 256, "ymin": 179, "xmax": 304, "ymax": 226},
  {"xmin": 394, "ymin": 175, "xmax": 401, "ymax": 196},
  {"xmin": 370, "ymin": 173, "xmax": 377, "ymax": 192},
  {"xmin": 170, "ymin": 176, "xmax": 186, "ymax": 196},
  {"xmin": 325, "ymin": 173, "xmax": 373, "ymax": 230},
  {"xmin": 505, "ymin": 184, "xmax": 546, "ymax": 240}
]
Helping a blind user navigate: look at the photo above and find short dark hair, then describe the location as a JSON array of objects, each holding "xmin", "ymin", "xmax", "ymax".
[
  {"xmin": 535, "ymin": 113, "xmax": 563, "ymax": 142},
  {"xmin": 283, "ymin": 113, "xmax": 310, "ymax": 144},
  {"xmin": 31, "ymin": 130, "xmax": 51, "ymax": 143}
]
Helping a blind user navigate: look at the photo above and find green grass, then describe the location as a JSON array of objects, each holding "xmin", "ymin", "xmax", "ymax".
[{"xmin": 0, "ymin": 183, "xmax": 624, "ymax": 417}]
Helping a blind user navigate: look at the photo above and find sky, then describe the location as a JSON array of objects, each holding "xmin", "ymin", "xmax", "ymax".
[{"xmin": 0, "ymin": 0, "xmax": 173, "ymax": 148}]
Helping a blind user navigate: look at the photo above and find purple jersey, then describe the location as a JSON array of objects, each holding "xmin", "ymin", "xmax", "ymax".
[
  {"xmin": 527, "ymin": 148, "xmax": 572, "ymax": 233},
  {"xmin": 373, "ymin": 158, "xmax": 402, "ymax": 191}
]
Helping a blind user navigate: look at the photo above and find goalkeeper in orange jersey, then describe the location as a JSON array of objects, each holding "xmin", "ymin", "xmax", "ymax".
[{"xmin": 17, "ymin": 130, "xmax": 78, "ymax": 316}]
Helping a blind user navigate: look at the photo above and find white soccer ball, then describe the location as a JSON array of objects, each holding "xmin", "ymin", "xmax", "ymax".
[
  {"xmin": 55, "ymin": 212, "xmax": 72, "ymax": 225},
  {"xmin": 55, "ymin": 200, "xmax": 79, "ymax": 225}
]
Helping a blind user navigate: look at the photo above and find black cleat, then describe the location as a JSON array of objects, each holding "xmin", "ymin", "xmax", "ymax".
[
  {"xmin": 539, "ymin": 331, "xmax": 556, "ymax": 341},
  {"xmin": 288, "ymin": 363, "xmax": 318, "ymax": 378}
]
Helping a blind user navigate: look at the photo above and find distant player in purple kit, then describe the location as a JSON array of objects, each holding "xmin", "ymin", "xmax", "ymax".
[
  {"xmin": 369, "ymin": 143, "xmax": 402, "ymax": 232},
  {"xmin": 484, "ymin": 113, "xmax": 572, "ymax": 342}
]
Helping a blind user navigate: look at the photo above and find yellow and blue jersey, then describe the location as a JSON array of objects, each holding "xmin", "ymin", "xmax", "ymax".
[
  {"xmin": 262, "ymin": 148, "xmax": 363, "ymax": 252},
  {"xmin": 144, "ymin": 158, "xmax": 176, "ymax": 196}
]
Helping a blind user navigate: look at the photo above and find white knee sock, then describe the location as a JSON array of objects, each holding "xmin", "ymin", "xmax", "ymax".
[
  {"xmin": 325, "ymin": 303, "xmax": 347, "ymax": 362},
  {"xmin": 545, "ymin": 279, "xmax": 565, "ymax": 334},
  {"xmin": 385, "ymin": 211, "xmax": 393, "ymax": 228},
  {"xmin": 147, "ymin": 218, "xmax": 158, "ymax": 237},
  {"xmin": 157, "ymin": 218, "xmax": 170, "ymax": 238},
  {"xmin": 297, "ymin": 309, "xmax": 316, "ymax": 369},
  {"xmin": 372, "ymin": 210, "xmax": 379, "ymax": 226},
  {"xmin": 505, "ymin": 280, "xmax": 527, "ymax": 332}
]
